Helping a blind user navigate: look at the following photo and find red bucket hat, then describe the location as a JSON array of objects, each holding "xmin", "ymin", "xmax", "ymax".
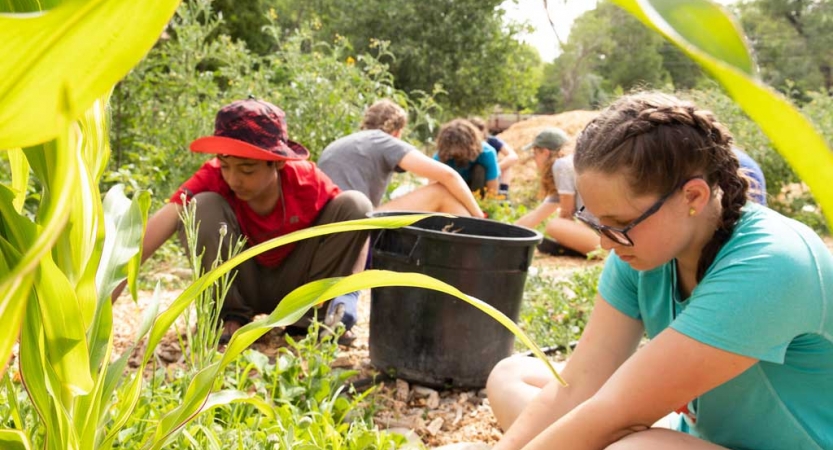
[{"xmin": 190, "ymin": 98, "xmax": 310, "ymax": 161}]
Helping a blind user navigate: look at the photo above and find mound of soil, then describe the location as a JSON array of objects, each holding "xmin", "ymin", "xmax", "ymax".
[{"xmin": 496, "ymin": 110, "xmax": 599, "ymax": 201}]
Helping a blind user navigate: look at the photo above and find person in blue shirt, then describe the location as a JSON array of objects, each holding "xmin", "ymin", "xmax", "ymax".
[
  {"xmin": 468, "ymin": 116, "xmax": 519, "ymax": 194},
  {"xmin": 733, "ymin": 147, "xmax": 767, "ymax": 205},
  {"xmin": 487, "ymin": 92, "xmax": 833, "ymax": 449},
  {"xmin": 433, "ymin": 119, "xmax": 500, "ymax": 197}
]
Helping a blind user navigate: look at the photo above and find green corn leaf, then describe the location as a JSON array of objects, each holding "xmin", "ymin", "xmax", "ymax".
[
  {"xmin": 0, "ymin": 430, "xmax": 32, "ymax": 450},
  {"xmin": 202, "ymin": 390, "xmax": 276, "ymax": 419},
  {"xmin": 612, "ymin": 0, "xmax": 833, "ymax": 224},
  {"xmin": 1, "ymin": 0, "xmax": 63, "ymax": 13},
  {"xmin": 0, "ymin": 0, "xmax": 180, "ymax": 149},
  {"xmin": 33, "ymin": 256, "xmax": 94, "ymax": 396},
  {"xmin": 20, "ymin": 290, "xmax": 78, "ymax": 450},
  {"xmin": 5, "ymin": 149, "xmax": 28, "ymax": 213},
  {"xmin": 0, "ymin": 185, "xmax": 39, "ymax": 381},
  {"xmin": 97, "ymin": 285, "xmax": 163, "ymax": 450},
  {"xmin": 96, "ymin": 186, "xmax": 149, "ymax": 306}
]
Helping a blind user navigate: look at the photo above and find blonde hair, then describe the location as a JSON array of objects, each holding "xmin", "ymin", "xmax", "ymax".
[
  {"xmin": 539, "ymin": 148, "xmax": 562, "ymax": 197},
  {"xmin": 361, "ymin": 99, "xmax": 408, "ymax": 134},
  {"xmin": 436, "ymin": 119, "xmax": 482, "ymax": 165}
]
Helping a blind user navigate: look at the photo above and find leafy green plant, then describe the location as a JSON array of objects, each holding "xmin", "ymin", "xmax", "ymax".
[
  {"xmin": 516, "ymin": 266, "xmax": 602, "ymax": 355},
  {"xmin": 0, "ymin": 2, "xmax": 559, "ymax": 449},
  {"xmin": 177, "ymin": 193, "xmax": 246, "ymax": 369},
  {"xmin": 110, "ymin": 0, "xmax": 444, "ymax": 204}
]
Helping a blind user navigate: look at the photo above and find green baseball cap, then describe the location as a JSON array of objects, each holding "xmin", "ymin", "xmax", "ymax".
[{"xmin": 523, "ymin": 127, "xmax": 568, "ymax": 151}]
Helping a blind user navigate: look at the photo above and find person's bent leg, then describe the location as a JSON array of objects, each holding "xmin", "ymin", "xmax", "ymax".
[
  {"xmin": 545, "ymin": 218, "xmax": 601, "ymax": 255},
  {"xmin": 469, "ymin": 163, "xmax": 487, "ymax": 198},
  {"xmin": 487, "ymin": 355, "xmax": 564, "ymax": 431},
  {"xmin": 177, "ymin": 192, "xmax": 260, "ymax": 335},
  {"xmin": 258, "ymin": 191, "xmax": 372, "ymax": 329},
  {"xmin": 377, "ymin": 183, "xmax": 471, "ymax": 216},
  {"xmin": 605, "ymin": 429, "xmax": 729, "ymax": 450}
]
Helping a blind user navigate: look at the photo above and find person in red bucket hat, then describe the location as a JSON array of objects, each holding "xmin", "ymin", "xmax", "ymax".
[{"xmin": 116, "ymin": 97, "xmax": 371, "ymax": 345}]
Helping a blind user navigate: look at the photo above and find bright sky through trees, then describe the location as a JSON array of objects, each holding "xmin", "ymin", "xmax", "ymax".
[{"xmin": 503, "ymin": 0, "xmax": 737, "ymax": 62}]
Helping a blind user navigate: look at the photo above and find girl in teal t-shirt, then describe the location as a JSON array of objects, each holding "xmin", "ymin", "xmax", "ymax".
[
  {"xmin": 433, "ymin": 118, "xmax": 500, "ymax": 196},
  {"xmin": 487, "ymin": 92, "xmax": 833, "ymax": 450}
]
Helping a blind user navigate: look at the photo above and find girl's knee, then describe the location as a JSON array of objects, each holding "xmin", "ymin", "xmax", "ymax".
[{"xmin": 486, "ymin": 355, "xmax": 535, "ymax": 399}]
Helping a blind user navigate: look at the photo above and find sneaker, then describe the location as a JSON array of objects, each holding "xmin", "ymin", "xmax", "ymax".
[{"xmin": 536, "ymin": 237, "xmax": 586, "ymax": 258}]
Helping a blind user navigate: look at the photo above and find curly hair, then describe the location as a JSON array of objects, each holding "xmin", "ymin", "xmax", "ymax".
[
  {"xmin": 436, "ymin": 119, "xmax": 482, "ymax": 166},
  {"xmin": 360, "ymin": 99, "xmax": 408, "ymax": 134},
  {"xmin": 574, "ymin": 92, "xmax": 748, "ymax": 281}
]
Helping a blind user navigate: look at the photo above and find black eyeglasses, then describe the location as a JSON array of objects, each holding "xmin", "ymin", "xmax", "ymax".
[{"xmin": 574, "ymin": 176, "xmax": 703, "ymax": 247}]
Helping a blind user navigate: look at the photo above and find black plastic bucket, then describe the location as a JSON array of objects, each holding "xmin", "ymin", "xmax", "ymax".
[{"xmin": 368, "ymin": 212, "xmax": 542, "ymax": 389}]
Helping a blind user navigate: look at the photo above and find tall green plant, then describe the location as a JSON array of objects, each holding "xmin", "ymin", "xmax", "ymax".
[
  {"xmin": 0, "ymin": 4, "xmax": 559, "ymax": 449},
  {"xmin": 611, "ymin": 0, "xmax": 833, "ymax": 224}
]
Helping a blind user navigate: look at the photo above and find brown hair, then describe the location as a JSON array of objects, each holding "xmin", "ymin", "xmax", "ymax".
[
  {"xmin": 573, "ymin": 92, "xmax": 748, "ymax": 281},
  {"xmin": 467, "ymin": 116, "xmax": 488, "ymax": 140},
  {"xmin": 361, "ymin": 99, "xmax": 408, "ymax": 134},
  {"xmin": 436, "ymin": 119, "xmax": 482, "ymax": 165},
  {"xmin": 539, "ymin": 148, "xmax": 563, "ymax": 197}
]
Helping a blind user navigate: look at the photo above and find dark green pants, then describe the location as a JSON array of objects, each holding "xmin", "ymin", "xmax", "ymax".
[{"xmin": 179, "ymin": 191, "xmax": 371, "ymax": 321}]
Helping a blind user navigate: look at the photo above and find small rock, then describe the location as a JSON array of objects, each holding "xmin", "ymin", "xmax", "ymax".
[
  {"xmin": 452, "ymin": 404, "xmax": 464, "ymax": 426},
  {"xmin": 426, "ymin": 391, "xmax": 440, "ymax": 409},
  {"xmin": 426, "ymin": 417, "xmax": 444, "ymax": 436},
  {"xmin": 412, "ymin": 385, "xmax": 439, "ymax": 398},
  {"xmin": 395, "ymin": 379, "xmax": 410, "ymax": 402}
]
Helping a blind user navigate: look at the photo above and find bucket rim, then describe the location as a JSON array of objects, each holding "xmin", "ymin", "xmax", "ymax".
[{"xmin": 368, "ymin": 210, "xmax": 543, "ymax": 245}]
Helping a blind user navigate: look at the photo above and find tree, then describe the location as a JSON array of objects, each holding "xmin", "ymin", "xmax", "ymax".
[
  {"xmin": 736, "ymin": 0, "xmax": 833, "ymax": 95},
  {"xmin": 537, "ymin": 1, "xmax": 672, "ymax": 112}
]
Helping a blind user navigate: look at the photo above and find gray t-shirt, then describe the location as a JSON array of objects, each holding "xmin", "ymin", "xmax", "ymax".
[
  {"xmin": 545, "ymin": 154, "xmax": 584, "ymax": 211},
  {"xmin": 318, "ymin": 129, "xmax": 416, "ymax": 207}
]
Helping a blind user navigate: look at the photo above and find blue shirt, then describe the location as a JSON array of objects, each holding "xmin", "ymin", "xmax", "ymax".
[
  {"xmin": 434, "ymin": 142, "xmax": 500, "ymax": 183},
  {"xmin": 599, "ymin": 203, "xmax": 833, "ymax": 449},
  {"xmin": 733, "ymin": 148, "xmax": 767, "ymax": 205}
]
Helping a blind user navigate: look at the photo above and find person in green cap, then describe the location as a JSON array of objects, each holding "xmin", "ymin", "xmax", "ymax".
[{"xmin": 515, "ymin": 127, "xmax": 600, "ymax": 257}]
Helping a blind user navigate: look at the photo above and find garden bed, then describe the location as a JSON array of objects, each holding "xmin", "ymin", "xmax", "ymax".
[{"xmin": 111, "ymin": 249, "xmax": 598, "ymax": 448}]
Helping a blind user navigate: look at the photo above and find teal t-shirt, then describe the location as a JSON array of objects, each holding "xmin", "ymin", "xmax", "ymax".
[
  {"xmin": 599, "ymin": 203, "xmax": 833, "ymax": 449},
  {"xmin": 433, "ymin": 142, "xmax": 500, "ymax": 182}
]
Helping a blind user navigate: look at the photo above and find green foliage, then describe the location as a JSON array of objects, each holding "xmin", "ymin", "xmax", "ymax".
[
  {"xmin": 537, "ymin": 0, "xmax": 703, "ymax": 112},
  {"xmin": 679, "ymin": 85, "xmax": 797, "ymax": 197},
  {"xmin": 736, "ymin": 0, "xmax": 833, "ymax": 97},
  {"xmin": 477, "ymin": 196, "xmax": 529, "ymax": 224},
  {"xmin": 110, "ymin": 0, "xmax": 443, "ymax": 205},
  {"xmin": 263, "ymin": 0, "xmax": 543, "ymax": 114},
  {"xmin": 3, "ymin": 327, "xmax": 408, "ymax": 449},
  {"xmin": 516, "ymin": 266, "xmax": 602, "ymax": 354}
]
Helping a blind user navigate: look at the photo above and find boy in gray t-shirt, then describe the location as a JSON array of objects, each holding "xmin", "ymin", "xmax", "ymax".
[
  {"xmin": 318, "ymin": 99, "xmax": 484, "ymax": 217},
  {"xmin": 319, "ymin": 129, "xmax": 413, "ymax": 208}
]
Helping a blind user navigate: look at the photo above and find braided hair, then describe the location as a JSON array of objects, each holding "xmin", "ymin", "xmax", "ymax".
[{"xmin": 574, "ymin": 92, "xmax": 748, "ymax": 281}]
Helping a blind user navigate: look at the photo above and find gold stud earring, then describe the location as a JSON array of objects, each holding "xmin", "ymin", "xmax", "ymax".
[{"xmin": 689, "ymin": 208, "xmax": 696, "ymax": 217}]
